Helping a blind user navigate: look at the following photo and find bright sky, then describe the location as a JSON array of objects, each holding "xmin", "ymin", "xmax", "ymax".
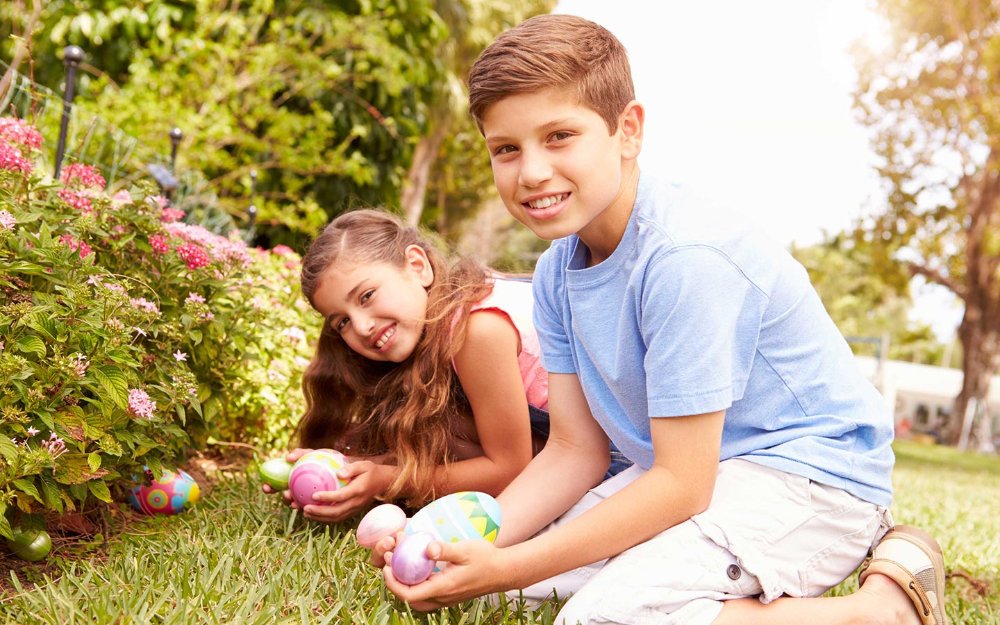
[{"xmin": 552, "ymin": 0, "xmax": 964, "ymax": 341}]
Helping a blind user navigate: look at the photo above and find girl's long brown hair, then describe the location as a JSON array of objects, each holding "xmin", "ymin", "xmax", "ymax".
[{"xmin": 297, "ymin": 209, "xmax": 493, "ymax": 506}]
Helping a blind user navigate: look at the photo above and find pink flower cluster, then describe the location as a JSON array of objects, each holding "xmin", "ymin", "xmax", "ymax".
[
  {"xmin": 0, "ymin": 117, "xmax": 43, "ymax": 150},
  {"xmin": 130, "ymin": 297, "xmax": 160, "ymax": 314},
  {"xmin": 127, "ymin": 388, "xmax": 156, "ymax": 419},
  {"xmin": 0, "ymin": 209, "xmax": 15, "ymax": 230},
  {"xmin": 177, "ymin": 243, "xmax": 211, "ymax": 270},
  {"xmin": 185, "ymin": 292, "xmax": 206, "ymax": 304},
  {"xmin": 59, "ymin": 234, "xmax": 93, "ymax": 258},
  {"xmin": 165, "ymin": 222, "xmax": 252, "ymax": 267},
  {"xmin": 58, "ymin": 188, "xmax": 94, "ymax": 213},
  {"xmin": 0, "ymin": 142, "xmax": 32, "ymax": 174},
  {"xmin": 41, "ymin": 432, "xmax": 67, "ymax": 459},
  {"xmin": 161, "ymin": 207, "xmax": 186, "ymax": 223},
  {"xmin": 149, "ymin": 234, "xmax": 170, "ymax": 255},
  {"xmin": 60, "ymin": 163, "xmax": 106, "ymax": 189}
]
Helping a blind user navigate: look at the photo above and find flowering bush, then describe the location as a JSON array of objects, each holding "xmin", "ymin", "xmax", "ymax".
[{"xmin": 0, "ymin": 117, "xmax": 318, "ymax": 540}]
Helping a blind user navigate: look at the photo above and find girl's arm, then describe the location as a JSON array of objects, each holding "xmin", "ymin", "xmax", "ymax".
[
  {"xmin": 430, "ymin": 309, "xmax": 535, "ymax": 495},
  {"xmin": 304, "ymin": 310, "xmax": 533, "ymax": 522}
]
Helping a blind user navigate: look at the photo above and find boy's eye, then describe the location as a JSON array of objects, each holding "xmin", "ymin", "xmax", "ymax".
[
  {"xmin": 550, "ymin": 131, "xmax": 572, "ymax": 142},
  {"xmin": 492, "ymin": 144, "xmax": 517, "ymax": 156}
]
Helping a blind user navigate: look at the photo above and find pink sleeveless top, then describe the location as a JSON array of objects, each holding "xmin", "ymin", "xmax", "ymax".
[{"xmin": 461, "ymin": 277, "xmax": 549, "ymax": 410}]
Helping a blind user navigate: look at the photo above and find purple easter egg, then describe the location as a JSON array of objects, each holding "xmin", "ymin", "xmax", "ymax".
[
  {"xmin": 287, "ymin": 449, "xmax": 349, "ymax": 507},
  {"xmin": 391, "ymin": 531, "xmax": 436, "ymax": 585},
  {"xmin": 357, "ymin": 503, "xmax": 407, "ymax": 548}
]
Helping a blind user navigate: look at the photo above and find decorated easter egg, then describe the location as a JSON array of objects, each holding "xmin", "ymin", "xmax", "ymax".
[
  {"xmin": 128, "ymin": 468, "xmax": 201, "ymax": 515},
  {"xmin": 258, "ymin": 457, "xmax": 293, "ymax": 490},
  {"xmin": 391, "ymin": 531, "xmax": 437, "ymax": 585},
  {"xmin": 405, "ymin": 491, "xmax": 502, "ymax": 544},
  {"xmin": 357, "ymin": 503, "xmax": 407, "ymax": 548},
  {"xmin": 288, "ymin": 449, "xmax": 349, "ymax": 507}
]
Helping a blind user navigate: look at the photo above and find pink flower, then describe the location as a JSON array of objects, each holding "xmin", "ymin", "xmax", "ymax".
[
  {"xmin": 59, "ymin": 234, "xmax": 93, "ymax": 258},
  {"xmin": 127, "ymin": 388, "xmax": 156, "ymax": 419},
  {"xmin": 271, "ymin": 244, "xmax": 294, "ymax": 256},
  {"xmin": 26, "ymin": 427, "xmax": 39, "ymax": 437},
  {"xmin": 60, "ymin": 163, "xmax": 106, "ymax": 189},
  {"xmin": 0, "ymin": 142, "xmax": 32, "ymax": 174},
  {"xmin": 185, "ymin": 292, "xmax": 206, "ymax": 304},
  {"xmin": 0, "ymin": 210, "xmax": 15, "ymax": 230},
  {"xmin": 58, "ymin": 188, "xmax": 94, "ymax": 213},
  {"xmin": 177, "ymin": 243, "xmax": 211, "ymax": 270},
  {"xmin": 149, "ymin": 234, "xmax": 170, "ymax": 255},
  {"xmin": 161, "ymin": 207, "xmax": 186, "ymax": 223},
  {"xmin": 149, "ymin": 195, "xmax": 168, "ymax": 209},
  {"xmin": 111, "ymin": 190, "xmax": 132, "ymax": 205},
  {"xmin": 41, "ymin": 432, "xmax": 67, "ymax": 459},
  {"xmin": 173, "ymin": 350, "xmax": 187, "ymax": 362},
  {"xmin": 130, "ymin": 297, "xmax": 159, "ymax": 314},
  {"xmin": 0, "ymin": 117, "xmax": 43, "ymax": 150}
]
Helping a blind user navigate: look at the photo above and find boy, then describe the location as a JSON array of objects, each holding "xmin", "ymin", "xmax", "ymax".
[{"xmin": 378, "ymin": 14, "xmax": 947, "ymax": 625}]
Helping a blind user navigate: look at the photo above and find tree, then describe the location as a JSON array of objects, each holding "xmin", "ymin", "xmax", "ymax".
[
  {"xmin": 399, "ymin": 0, "xmax": 556, "ymax": 230},
  {"xmin": 791, "ymin": 234, "xmax": 944, "ymax": 364},
  {"xmin": 853, "ymin": 0, "xmax": 1000, "ymax": 448}
]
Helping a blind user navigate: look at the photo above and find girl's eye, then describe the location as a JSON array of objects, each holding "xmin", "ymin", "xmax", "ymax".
[
  {"xmin": 333, "ymin": 317, "xmax": 348, "ymax": 332},
  {"xmin": 492, "ymin": 144, "xmax": 517, "ymax": 156},
  {"xmin": 360, "ymin": 289, "xmax": 374, "ymax": 304},
  {"xmin": 550, "ymin": 131, "xmax": 572, "ymax": 142}
]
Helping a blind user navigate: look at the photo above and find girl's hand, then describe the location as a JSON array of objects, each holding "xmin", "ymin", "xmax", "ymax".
[
  {"xmin": 382, "ymin": 539, "xmax": 513, "ymax": 610},
  {"xmin": 302, "ymin": 460, "xmax": 386, "ymax": 523},
  {"xmin": 260, "ymin": 448, "xmax": 313, "ymax": 504}
]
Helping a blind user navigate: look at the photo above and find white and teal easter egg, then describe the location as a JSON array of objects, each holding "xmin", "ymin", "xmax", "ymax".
[
  {"xmin": 405, "ymin": 491, "xmax": 502, "ymax": 544},
  {"xmin": 128, "ymin": 468, "xmax": 201, "ymax": 515}
]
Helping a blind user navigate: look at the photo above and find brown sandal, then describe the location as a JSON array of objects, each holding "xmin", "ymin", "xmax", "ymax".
[{"xmin": 858, "ymin": 525, "xmax": 948, "ymax": 625}]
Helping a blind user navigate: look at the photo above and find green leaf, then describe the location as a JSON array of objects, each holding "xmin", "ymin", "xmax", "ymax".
[
  {"xmin": 39, "ymin": 474, "xmax": 63, "ymax": 513},
  {"xmin": 12, "ymin": 478, "xmax": 42, "ymax": 503},
  {"xmin": 15, "ymin": 334, "xmax": 47, "ymax": 358},
  {"xmin": 0, "ymin": 502, "xmax": 11, "ymax": 540},
  {"xmin": 91, "ymin": 366, "xmax": 129, "ymax": 409},
  {"xmin": 88, "ymin": 452, "xmax": 102, "ymax": 472},
  {"xmin": 0, "ymin": 437, "xmax": 17, "ymax": 462},
  {"xmin": 88, "ymin": 480, "xmax": 113, "ymax": 504}
]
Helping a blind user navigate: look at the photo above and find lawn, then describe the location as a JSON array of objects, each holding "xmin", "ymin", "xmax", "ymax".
[{"xmin": 1, "ymin": 440, "xmax": 997, "ymax": 624}]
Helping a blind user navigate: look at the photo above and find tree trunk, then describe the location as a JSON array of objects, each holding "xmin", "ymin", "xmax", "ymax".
[
  {"xmin": 400, "ymin": 120, "xmax": 450, "ymax": 227},
  {"xmin": 948, "ymin": 304, "xmax": 1000, "ymax": 446}
]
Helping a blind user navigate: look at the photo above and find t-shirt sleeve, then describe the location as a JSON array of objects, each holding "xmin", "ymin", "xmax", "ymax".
[
  {"xmin": 641, "ymin": 246, "xmax": 768, "ymax": 417},
  {"xmin": 532, "ymin": 251, "xmax": 576, "ymax": 374}
]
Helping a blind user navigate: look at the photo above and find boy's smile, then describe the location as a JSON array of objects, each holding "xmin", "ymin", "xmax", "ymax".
[{"xmin": 482, "ymin": 88, "xmax": 643, "ymax": 262}]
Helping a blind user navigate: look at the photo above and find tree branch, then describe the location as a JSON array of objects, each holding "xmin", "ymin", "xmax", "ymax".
[{"xmin": 908, "ymin": 262, "xmax": 967, "ymax": 301}]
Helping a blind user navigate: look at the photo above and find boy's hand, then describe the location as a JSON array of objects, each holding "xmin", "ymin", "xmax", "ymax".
[
  {"xmin": 301, "ymin": 460, "xmax": 386, "ymax": 523},
  {"xmin": 382, "ymin": 540, "xmax": 513, "ymax": 610}
]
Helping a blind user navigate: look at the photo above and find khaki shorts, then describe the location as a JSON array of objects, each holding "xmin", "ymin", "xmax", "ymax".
[{"xmin": 507, "ymin": 458, "xmax": 893, "ymax": 625}]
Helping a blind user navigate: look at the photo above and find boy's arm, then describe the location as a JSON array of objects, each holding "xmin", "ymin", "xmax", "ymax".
[{"xmin": 383, "ymin": 407, "xmax": 725, "ymax": 609}]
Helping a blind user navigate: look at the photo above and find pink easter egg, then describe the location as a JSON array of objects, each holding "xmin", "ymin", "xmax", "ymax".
[
  {"xmin": 356, "ymin": 503, "xmax": 407, "ymax": 548},
  {"xmin": 391, "ymin": 531, "xmax": 436, "ymax": 585},
  {"xmin": 128, "ymin": 468, "xmax": 201, "ymax": 515},
  {"xmin": 288, "ymin": 449, "xmax": 349, "ymax": 507}
]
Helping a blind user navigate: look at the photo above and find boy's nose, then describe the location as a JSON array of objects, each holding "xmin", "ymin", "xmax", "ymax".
[{"xmin": 518, "ymin": 149, "xmax": 552, "ymax": 188}]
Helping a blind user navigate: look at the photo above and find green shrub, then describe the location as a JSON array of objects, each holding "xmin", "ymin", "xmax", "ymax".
[{"xmin": 0, "ymin": 117, "xmax": 318, "ymax": 540}]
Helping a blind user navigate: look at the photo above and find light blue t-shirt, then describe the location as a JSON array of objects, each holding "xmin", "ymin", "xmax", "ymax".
[{"xmin": 532, "ymin": 173, "xmax": 894, "ymax": 506}]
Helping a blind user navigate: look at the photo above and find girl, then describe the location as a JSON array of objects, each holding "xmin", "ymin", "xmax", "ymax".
[{"xmin": 267, "ymin": 209, "xmax": 627, "ymax": 523}]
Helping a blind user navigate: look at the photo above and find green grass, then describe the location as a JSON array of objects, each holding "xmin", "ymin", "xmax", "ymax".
[{"xmin": 1, "ymin": 441, "xmax": 996, "ymax": 624}]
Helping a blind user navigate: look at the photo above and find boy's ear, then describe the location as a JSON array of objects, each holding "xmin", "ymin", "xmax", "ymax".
[
  {"xmin": 618, "ymin": 100, "xmax": 644, "ymax": 160},
  {"xmin": 404, "ymin": 244, "xmax": 435, "ymax": 287}
]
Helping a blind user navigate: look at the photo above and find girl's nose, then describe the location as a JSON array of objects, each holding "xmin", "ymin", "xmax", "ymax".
[{"xmin": 518, "ymin": 147, "xmax": 552, "ymax": 188}]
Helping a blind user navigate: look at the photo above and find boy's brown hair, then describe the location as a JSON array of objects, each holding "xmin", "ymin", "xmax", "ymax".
[{"xmin": 468, "ymin": 14, "xmax": 635, "ymax": 134}]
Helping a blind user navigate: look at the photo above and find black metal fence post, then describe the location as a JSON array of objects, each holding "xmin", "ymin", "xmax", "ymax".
[
  {"xmin": 169, "ymin": 127, "xmax": 182, "ymax": 173},
  {"xmin": 54, "ymin": 45, "xmax": 85, "ymax": 179}
]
